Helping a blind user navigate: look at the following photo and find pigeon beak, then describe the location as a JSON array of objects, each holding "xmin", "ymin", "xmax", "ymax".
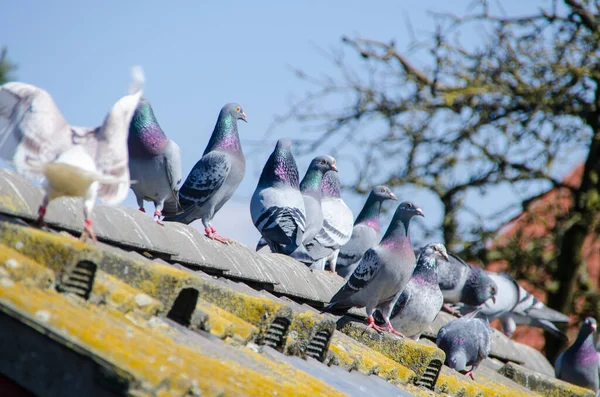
[
  {"xmin": 491, "ymin": 295, "xmax": 497, "ymax": 304},
  {"xmin": 441, "ymin": 251, "xmax": 449, "ymax": 261},
  {"xmin": 241, "ymin": 112, "xmax": 248, "ymax": 123},
  {"xmin": 389, "ymin": 192, "xmax": 398, "ymax": 201},
  {"xmin": 330, "ymin": 163, "xmax": 338, "ymax": 172},
  {"xmin": 415, "ymin": 207, "xmax": 424, "ymax": 217}
]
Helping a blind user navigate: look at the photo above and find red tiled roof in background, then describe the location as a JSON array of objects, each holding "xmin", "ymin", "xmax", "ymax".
[{"xmin": 484, "ymin": 163, "xmax": 600, "ymax": 351}]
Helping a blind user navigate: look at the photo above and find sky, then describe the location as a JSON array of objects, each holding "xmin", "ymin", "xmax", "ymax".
[{"xmin": 1, "ymin": 0, "xmax": 583, "ymax": 248}]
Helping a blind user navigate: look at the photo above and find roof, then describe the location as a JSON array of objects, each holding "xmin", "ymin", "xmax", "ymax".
[
  {"xmin": 0, "ymin": 168, "xmax": 595, "ymax": 397},
  {"xmin": 486, "ymin": 163, "xmax": 600, "ymax": 349}
]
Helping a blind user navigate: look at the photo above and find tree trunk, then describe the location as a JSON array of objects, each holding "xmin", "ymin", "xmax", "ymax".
[{"xmin": 545, "ymin": 78, "xmax": 600, "ymax": 361}]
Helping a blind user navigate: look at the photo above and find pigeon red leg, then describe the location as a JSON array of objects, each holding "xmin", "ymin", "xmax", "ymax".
[
  {"xmin": 80, "ymin": 219, "xmax": 98, "ymax": 242},
  {"xmin": 203, "ymin": 227, "xmax": 231, "ymax": 244},
  {"xmin": 366, "ymin": 315, "xmax": 387, "ymax": 333},
  {"xmin": 463, "ymin": 369, "xmax": 476, "ymax": 380},
  {"xmin": 36, "ymin": 194, "xmax": 50, "ymax": 226},
  {"xmin": 138, "ymin": 207, "xmax": 146, "ymax": 213},
  {"xmin": 385, "ymin": 321, "xmax": 405, "ymax": 337}
]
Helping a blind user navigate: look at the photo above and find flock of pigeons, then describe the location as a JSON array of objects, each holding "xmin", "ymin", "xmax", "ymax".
[{"xmin": 0, "ymin": 67, "xmax": 598, "ymax": 393}]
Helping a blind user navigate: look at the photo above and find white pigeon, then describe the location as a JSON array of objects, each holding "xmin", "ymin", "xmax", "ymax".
[
  {"xmin": 0, "ymin": 66, "xmax": 145, "ymax": 241},
  {"xmin": 305, "ymin": 170, "xmax": 354, "ymax": 272}
]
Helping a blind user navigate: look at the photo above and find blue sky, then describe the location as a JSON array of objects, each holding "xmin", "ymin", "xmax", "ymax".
[{"xmin": 1, "ymin": 0, "xmax": 582, "ymax": 247}]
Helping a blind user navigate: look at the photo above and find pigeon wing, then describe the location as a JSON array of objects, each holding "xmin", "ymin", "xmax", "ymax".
[
  {"xmin": 178, "ymin": 151, "xmax": 231, "ymax": 208},
  {"xmin": 0, "ymin": 82, "xmax": 72, "ymax": 177}
]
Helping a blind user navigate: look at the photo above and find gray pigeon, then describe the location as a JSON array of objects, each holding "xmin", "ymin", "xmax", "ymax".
[
  {"xmin": 374, "ymin": 243, "xmax": 447, "ymax": 341},
  {"xmin": 299, "ymin": 156, "xmax": 338, "ymax": 243},
  {"xmin": 336, "ymin": 186, "xmax": 397, "ymax": 279},
  {"xmin": 163, "ymin": 103, "xmax": 247, "ymax": 243},
  {"xmin": 128, "ymin": 97, "xmax": 183, "ymax": 224},
  {"xmin": 322, "ymin": 201, "xmax": 424, "ymax": 336},
  {"xmin": 303, "ymin": 170, "xmax": 354, "ymax": 272},
  {"xmin": 436, "ymin": 309, "xmax": 493, "ymax": 380},
  {"xmin": 250, "ymin": 139, "xmax": 307, "ymax": 255},
  {"xmin": 433, "ymin": 250, "xmax": 497, "ymax": 313},
  {"xmin": 469, "ymin": 272, "xmax": 569, "ymax": 340},
  {"xmin": 555, "ymin": 317, "xmax": 599, "ymax": 393},
  {"xmin": 0, "ymin": 66, "xmax": 144, "ymax": 241}
]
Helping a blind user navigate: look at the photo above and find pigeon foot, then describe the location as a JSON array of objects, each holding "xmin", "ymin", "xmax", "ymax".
[
  {"xmin": 385, "ymin": 322, "xmax": 405, "ymax": 337},
  {"xmin": 366, "ymin": 315, "xmax": 387, "ymax": 333},
  {"xmin": 138, "ymin": 207, "xmax": 146, "ymax": 213},
  {"xmin": 204, "ymin": 227, "xmax": 231, "ymax": 244},
  {"xmin": 442, "ymin": 304, "xmax": 462, "ymax": 317},
  {"xmin": 80, "ymin": 219, "xmax": 98, "ymax": 243},
  {"xmin": 153, "ymin": 211, "xmax": 164, "ymax": 225},
  {"xmin": 463, "ymin": 369, "xmax": 475, "ymax": 380}
]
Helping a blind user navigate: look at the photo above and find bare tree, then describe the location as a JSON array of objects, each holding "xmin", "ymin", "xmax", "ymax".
[{"xmin": 281, "ymin": 0, "xmax": 600, "ymax": 358}]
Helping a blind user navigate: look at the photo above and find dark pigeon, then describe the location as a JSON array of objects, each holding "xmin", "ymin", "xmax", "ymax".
[
  {"xmin": 163, "ymin": 103, "xmax": 247, "ymax": 244},
  {"xmin": 128, "ymin": 97, "xmax": 183, "ymax": 223},
  {"xmin": 336, "ymin": 186, "xmax": 397, "ymax": 279},
  {"xmin": 250, "ymin": 139, "xmax": 307, "ymax": 255},
  {"xmin": 322, "ymin": 201, "xmax": 424, "ymax": 336},
  {"xmin": 555, "ymin": 317, "xmax": 599, "ymax": 393},
  {"xmin": 431, "ymin": 250, "xmax": 497, "ymax": 313},
  {"xmin": 436, "ymin": 309, "xmax": 493, "ymax": 380}
]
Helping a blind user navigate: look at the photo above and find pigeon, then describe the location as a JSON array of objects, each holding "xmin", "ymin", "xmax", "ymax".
[
  {"xmin": 336, "ymin": 186, "xmax": 397, "ymax": 279},
  {"xmin": 555, "ymin": 317, "xmax": 599, "ymax": 393},
  {"xmin": 128, "ymin": 97, "xmax": 183, "ymax": 224},
  {"xmin": 374, "ymin": 243, "xmax": 447, "ymax": 341},
  {"xmin": 436, "ymin": 309, "xmax": 493, "ymax": 380},
  {"xmin": 303, "ymin": 170, "xmax": 354, "ymax": 272},
  {"xmin": 163, "ymin": 103, "xmax": 247, "ymax": 243},
  {"xmin": 0, "ymin": 66, "xmax": 144, "ymax": 241},
  {"xmin": 322, "ymin": 201, "xmax": 424, "ymax": 336},
  {"xmin": 299, "ymin": 155, "xmax": 338, "ymax": 243},
  {"xmin": 250, "ymin": 139, "xmax": 307, "ymax": 255},
  {"xmin": 465, "ymin": 272, "xmax": 569, "ymax": 340},
  {"xmin": 434, "ymin": 250, "xmax": 497, "ymax": 313}
]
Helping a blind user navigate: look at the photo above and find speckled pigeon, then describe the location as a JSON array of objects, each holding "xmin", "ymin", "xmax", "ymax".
[
  {"xmin": 322, "ymin": 201, "xmax": 424, "ymax": 336},
  {"xmin": 432, "ymin": 250, "xmax": 497, "ymax": 313},
  {"xmin": 250, "ymin": 139, "xmax": 307, "ymax": 255},
  {"xmin": 555, "ymin": 317, "xmax": 599, "ymax": 393},
  {"xmin": 0, "ymin": 66, "xmax": 144, "ymax": 241},
  {"xmin": 374, "ymin": 243, "xmax": 447, "ymax": 341},
  {"xmin": 128, "ymin": 97, "xmax": 183, "ymax": 224},
  {"xmin": 465, "ymin": 272, "xmax": 569, "ymax": 340},
  {"xmin": 303, "ymin": 170, "xmax": 354, "ymax": 272},
  {"xmin": 336, "ymin": 186, "xmax": 397, "ymax": 279},
  {"xmin": 163, "ymin": 103, "xmax": 247, "ymax": 243},
  {"xmin": 436, "ymin": 309, "xmax": 493, "ymax": 380}
]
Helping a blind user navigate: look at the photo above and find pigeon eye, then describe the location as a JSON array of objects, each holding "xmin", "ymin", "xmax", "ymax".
[
  {"xmin": 321, "ymin": 160, "xmax": 326, "ymax": 165},
  {"xmin": 380, "ymin": 188, "xmax": 386, "ymax": 193},
  {"xmin": 406, "ymin": 203, "xmax": 412, "ymax": 208},
  {"xmin": 236, "ymin": 106, "xmax": 241, "ymax": 112}
]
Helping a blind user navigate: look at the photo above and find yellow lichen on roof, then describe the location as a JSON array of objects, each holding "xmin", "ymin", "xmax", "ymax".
[
  {"xmin": 0, "ymin": 278, "xmax": 348, "ymax": 397},
  {"xmin": 329, "ymin": 332, "xmax": 416, "ymax": 385},
  {"xmin": 0, "ymin": 243, "xmax": 55, "ymax": 289},
  {"xmin": 91, "ymin": 271, "xmax": 164, "ymax": 320},
  {"xmin": 197, "ymin": 282, "xmax": 290, "ymax": 328},
  {"xmin": 196, "ymin": 297, "xmax": 258, "ymax": 343},
  {"xmin": 339, "ymin": 321, "xmax": 445, "ymax": 378}
]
